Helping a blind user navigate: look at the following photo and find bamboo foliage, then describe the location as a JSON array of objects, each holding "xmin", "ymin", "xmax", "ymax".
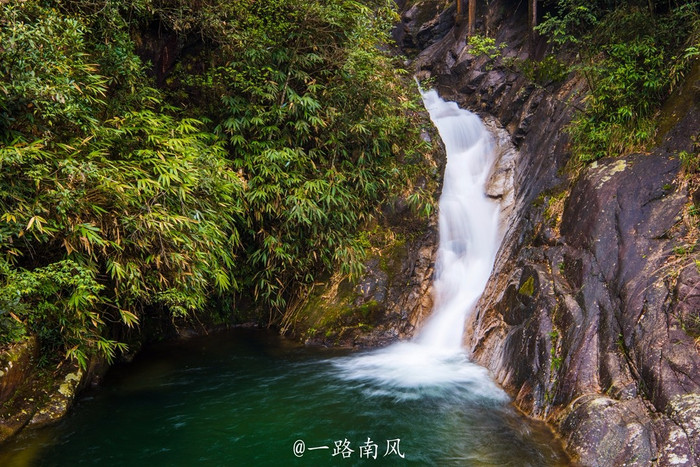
[{"xmin": 0, "ymin": 0, "xmax": 430, "ymax": 364}]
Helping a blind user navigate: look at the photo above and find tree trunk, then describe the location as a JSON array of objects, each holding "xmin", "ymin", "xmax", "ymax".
[
  {"xmin": 468, "ymin": 0, "xmax": 476, "ymax": 35},
  {"xmin": 528, "ymin": 0, "xmax": 537, "ymax": 52}
]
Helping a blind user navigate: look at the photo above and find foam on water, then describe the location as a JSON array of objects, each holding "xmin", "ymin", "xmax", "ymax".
[{"xmin": 332, "ymin": 342, "xmax": 507, "ymax": 402}]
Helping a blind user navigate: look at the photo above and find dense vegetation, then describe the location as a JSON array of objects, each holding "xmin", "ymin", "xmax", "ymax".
[
  {"xmin": 535, "ymin": 0, "xmax": 700, "ymax": 161},
  {"xmin": 0, "ymin": 0, "xmax": 429, "ymax": 366},
  {"xmin": 462, "ymin": 2, "xmax": 698, "ymax": 163}
]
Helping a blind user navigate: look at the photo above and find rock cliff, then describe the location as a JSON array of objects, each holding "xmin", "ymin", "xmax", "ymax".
[{"xmin": 399, "ymin": 0, "xmax": 700, "ymax": 464}]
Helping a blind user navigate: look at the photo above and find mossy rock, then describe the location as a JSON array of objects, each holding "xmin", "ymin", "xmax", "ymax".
[
  {"xmin": 0, "ymin": 337, "xmax": 37, "ymax": 404},
  {"xmin": 286, "ymin": 227, "xmax": 415, "ymax": 346}
]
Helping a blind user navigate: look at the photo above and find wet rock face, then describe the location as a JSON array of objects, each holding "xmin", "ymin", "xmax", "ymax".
[
  {"xmin": 0, "ymin": 353, "xmax": 84, "ymax": 442},
  {"xmin": 547, "ymin": 145, "xmax": 700, "ymax": 464},
  {"xmin": 471, "ymin": 79, "xmax": 700, "ymax": 465},
  {"xmin": 0, "ymin": 338, "xmax": 36, "ymax": 405},
  {"xmin": 0, "ymin": 338, "xmax": 38, "ymax": 442},
  {"xmin": 559, "ymin": 396, "xmax": 658, "ymax": 466},
  {"xmin": 394, "ymin": 0, "xmax": 455, "ymax": 55},
  {"xmin": 0, "ymin": 342, "xmax": 104, "ymax": 443},
  {"xmin": 400, "ymin": 0, "xmax": 700, "ymax": 464},
  {"xmin": 559, "ymin": 151, "xmax": 700, "ymax": 403}
]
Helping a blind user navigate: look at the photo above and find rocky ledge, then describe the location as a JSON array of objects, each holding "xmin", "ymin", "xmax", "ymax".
[{"xmin": 0, "ymin": 338, "xmax": 104, "ymax": 443}]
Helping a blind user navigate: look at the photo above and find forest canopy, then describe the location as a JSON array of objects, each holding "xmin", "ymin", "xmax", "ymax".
[{"xmin": 0, "ymin": 0, "xmax": 429, "ymax": 366}]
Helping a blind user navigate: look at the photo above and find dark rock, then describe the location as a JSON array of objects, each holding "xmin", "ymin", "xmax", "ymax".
[
  {"xmin": 399, "ymin": 1, "xmax": 456, "ymax": 54},
  {"xmin": 0, "ymin": 343, "xmax": 108, "ymax": 443},
  {"xmin": 0, "ymin": 338, "xmax": 38, "ymax": 443},
  {"xmin": 675, "ymin": 264, "xmax": 700, "ymax": 339},
  {"xmin": 452, "ymin": 53, "xmax": 474, "ymax": 76},
  {"xmin": 354, "ymin": 258, "xmax": 389, "ymax": 304},
  {"xmin": 459, "ymin": 69, "xmax": 485, "ymax": 94},
  {"xmin": 415, "ymin": 5, "xmax": 455, "ymax": 49},
  {"xmin": 292, "ymin": 222, "xmax": 439, "ymax": 349},
  {"xmin": 0, "ymin": 386, "xmax": 38, "ymax": 443},
  {"xmin": 0, "ymin": 338, "xmax": 36, "ymax": 405},
  {"xmin": 559, "ymin": 396, "xmax": 657, "ymax": 466}
]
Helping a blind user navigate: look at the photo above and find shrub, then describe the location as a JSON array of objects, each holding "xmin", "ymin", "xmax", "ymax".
[{"xmin": 536, "ymin": 1, "xmax": 700, "ymax": 161}]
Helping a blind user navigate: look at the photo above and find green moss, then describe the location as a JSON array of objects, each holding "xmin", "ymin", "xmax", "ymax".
[
  {"xmin": 519, "ymin": 276, "xmax": 536, "ymax": 297},
  {"xmin": 356, "ymin": 300, "xmax": 380, "ymax": 319},
  {"xmin": 532, "ymin": 193, "xmax": 547, "ymax": 208},
  {"xmin": 547, "ymin": 326, "xmax": 562, "ymax": 404},
  {"xmin": 378, "ymin": 235, "xmax": 408, "ymax": 277},
  {"xmin": 543, "ymin": 190, "xmax": 568, "ymax": 232}
]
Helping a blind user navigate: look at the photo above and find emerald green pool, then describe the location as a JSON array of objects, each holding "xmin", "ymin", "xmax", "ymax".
[{"xmin": 0, "ymin": 329, "xmax": 569, "ymax": 466}]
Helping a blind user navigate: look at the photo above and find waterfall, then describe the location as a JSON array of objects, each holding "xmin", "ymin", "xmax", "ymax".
[
  {"xmin": 415, "ymin": 89, "xmax": 500, "ymax": 350},
  {"xmin": 333, "ymin": 89, "xmax": 505, "ymax": 398}
]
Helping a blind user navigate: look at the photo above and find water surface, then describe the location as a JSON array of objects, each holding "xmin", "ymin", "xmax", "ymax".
[{"xmin": 0, "ymin": 329, "xmax": 569, "ymax": 466}]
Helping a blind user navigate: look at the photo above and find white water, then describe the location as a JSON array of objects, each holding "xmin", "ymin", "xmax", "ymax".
[
  {"xmin": 415, "ymin": 89, "xmax": 501, "ymax": 349},
  {"xmin": 334, "ymin": 89, "xmax": 503, "ymax": 398}
]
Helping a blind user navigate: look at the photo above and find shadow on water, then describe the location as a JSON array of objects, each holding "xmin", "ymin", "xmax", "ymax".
[{"xmin": 0, "ymin": 329, "xmax": 570, "ymax": 466}]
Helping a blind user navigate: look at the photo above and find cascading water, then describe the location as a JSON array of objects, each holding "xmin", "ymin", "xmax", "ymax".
[
  {"xmin": 414, "ymin": 89, "xmax": 501, "ymax": 349},
  {"xmin": 334, "ymin": 89, "xmax": 504, "ymax": 398}
]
